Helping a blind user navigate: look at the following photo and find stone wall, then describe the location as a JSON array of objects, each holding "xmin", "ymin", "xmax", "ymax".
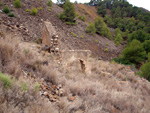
[{"xmin": 42, "ymin": 21, "xmax": 92, "ymax": 74}]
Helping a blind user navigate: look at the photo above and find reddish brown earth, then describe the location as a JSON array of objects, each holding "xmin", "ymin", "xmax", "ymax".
[{"xmin": 0, "ymin": 0, "xmax": 123, "ymax": 60}]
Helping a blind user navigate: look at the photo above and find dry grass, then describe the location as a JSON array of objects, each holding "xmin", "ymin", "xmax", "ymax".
[
  {"xmin": 1, "ymin": 36, "xmax": 150, "ymax": 113},
  {"xmin": 0, "ymin": 75, "xmax": 56, "ymax": 113}
]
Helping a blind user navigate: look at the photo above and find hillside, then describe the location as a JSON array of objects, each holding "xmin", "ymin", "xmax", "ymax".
[
  {"xmin": 0, "ymin": 0, "xmax": 150, "ymax": 113},
  {"xmin": 0, "ymin": 0, "xmax": 123, "ymax": 60},
  {"xmin": 74, "ymin": 4, "xmax": 98, "ymax": 23}
]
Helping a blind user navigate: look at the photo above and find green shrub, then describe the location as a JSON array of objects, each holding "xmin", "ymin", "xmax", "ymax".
[
  {"xmin": 148, "ymin": 53, "xmax": 150, "ymax": 62},
  {"xmin": 34, "ymin": 83, "xmax": 40, "ymax": 91},
  {"xmin": 95, "ymin": 17, "xmax": 112, "ymax": 39},
  {"xmin": 113, "ymin": 57, "xmax": 131, "ymax": 65},
  {"xmin": 106, "ymin": 43, "xmax": 109, "ymax": 46},
  {"xmin": 80, "ymin": 34, "xmax": 84, "ymax": 38},
  {"xmin": 21, "ymin": 83, "xmax": 28, "ymax": 91},
  {"xmin": 86, "ymin": 22, "xmax": 96, "ymax": 35},
  {"xmin": 0, "ymin": 1, "xmax": 2, "ymax": 6},
  {"xmin": 38, "ymin": 7, "xmax": 43, "ymax": 10},
  {"xmin": 8, "ymin": 13, "xmax": 15, "ymax": 17},
  {"xmin": 30, "ymin": 7, "xmax": 38, "ymax": 16},
  {"xmin": 26, "ymin": 9, "xmax": 29, "ymax": 12},
  {"xmin": 139, "ymin": 61, "xmax": 150, "ymax": 81},
  {"xmin": 70, "ymin": 32, "xmax": 77, "ymax": 37},
  {"xmin": 0, "ymin": 72, "xmax": 12, "ymax": 88},
  {"xmin": 48, "ymin": 7, "xmax": 52, "ymax": 11},
  {"xmin": 2, "ymin": 6, "xmax": 10, "ymax": 14},
  {"xmin": 59, "ymin": 0, "xmax": 76, "ymax": 24},
  {"xmin": 104, "ymin": 48, "xmax": 109, "ymax": 52},
  {"xmin": 65, "ymin": 22, "xmax": 76, "ymax": 25},
  {"xmin": 47, "ymin": 0, "xmax": 52, "ymax": 7},
  {"xmin": 121, "ymin": 39, "xmax": 147, "ymax": 64},
  {"xmin": 78, "ymin": 15, "xmax": 86, "ymax": 22},
  {"xmin": 94, "ymin": 39, "xmax": 98, "ymax": 43},
  {"xmin": 114, "ymin": 33, "xmax": 123, "ymax": 45},
  {"xmin": 14, "ymin": 0, "xmax": 21, "ymax": 8},
  {"xmin": 143, "ymin": 40, "xmax": 150, "ymax": 53},
  {"xmin": 128, "ymin": 30, "xmax": 150, "ymax": 43}
]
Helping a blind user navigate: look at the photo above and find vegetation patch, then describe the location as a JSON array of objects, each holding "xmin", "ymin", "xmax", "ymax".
[
  {"xmin": 26, "ymin": 9, "xmax": 29, "ymax": 12},
  {"xmin": 2, "ymin": 6, "xmax": 10, "ymax": 14},
  {"xmin": 0, "ymin": 1, "xmax": 2, "ymax": 6},
  {"xmin": 104, "ymin": 48, "xmax": 109, "ymax": 52},
  {"xmin": 70, "ymin": 32, "xmax": 77, "ymax": 37},
  {"xmin": 47, "ymin": 0, "xmax": 52, "ymax": 7},
  {"xmin": 14, "ymin": 0, "xmax": 22, "ymax": 8},
  {"xmin": 85, "ymin": 22, "xmax": 96, "ymax": 35},
  {"xmin": 8, "ymin": 12, "xmax": 15, "ymax": 17},
  {"xmin": 0, "ymin": 72, "xmax": 12, "ymax": 88},
  {"xmin": 78, "ymin": 15, "xmax": 86, "ymax": 22},
  {"xmin": 30, "ymin": 7, "xmax": 38, "ymax": 16},
  {"xmin": 38, "ymin": 7, "xmax": 43, "ymax": 10},
  {"xmin": 58, "ymin": 0, "xmax": 76, "ymax": 25}
]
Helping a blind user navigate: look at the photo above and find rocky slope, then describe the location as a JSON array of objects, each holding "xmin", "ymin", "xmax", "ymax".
[{"xmin": 0, "ymin": 0, "xmax": 123, "ymax": 60}]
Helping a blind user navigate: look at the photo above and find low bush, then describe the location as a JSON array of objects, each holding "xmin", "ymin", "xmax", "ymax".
[
  {"xmin": 30, "ymin": 7, "xmax": 38, "ymax": 16},
  {"xmin": 0, "ymin": 1, "xmax": 2, "ymax": 6},
  {"xmin": 143, "ymin": 40, "xmax": 150, "ymax": 53},
  {"xmin": 8, "ymin": 13, "xmax": 15, "ymax": 17},
  {"xmin": 78, "ymin": 15, "xmax": 86, "ymax": 22},
  {"xmin": 70, "ymin": 32, "xmax": 77, "ymax": 37},
  {"xmin": 26, "ymin": 9, "xmax": 29, "ymax": 12},
  {"xmin": 38, "ymin": 7, "xmax": 43, "ymax": 10},
  {"xmin": 21, "ymin": 83, "xmax": 28, "ymax": 91},
  {"xmin": 139, "ymin": 61, "xmax": 150, "ymax": 81},
  {"xmin": 104, "ymin": 48, "xmax": 109, "ymax": 52},
  {"xmin": 85, "ymin": 22, "xmax": 96, "ymax": 35},
  {"xmin": 0, "ymin": 72, "xmax": 12, "ymax": 88},
  {"xmin": 2, "ymin": 6, "xmax": 10, "ymax": 14},
  {"xmin": 47, "ymin": 0, "xmax": 52, "ymax": 7},
  {"xmin": 121, "ymin": 39, "xmax": 147, "ymax": 64},
  {"xmin": 14, "ymin": 0, "xmax": 21, "ymax": 8},
  {"xmin": 80, "ymin": 34, "xmax": 84, "ymax": 38},
  {"xmin": 48, "ymin": 7, "xmax": 52, "ymax": 11}
]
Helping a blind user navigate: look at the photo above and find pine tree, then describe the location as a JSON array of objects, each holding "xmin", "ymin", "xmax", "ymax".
[
  {"xmin": 58, "ymin": 0, "xmax": 76, "ymax": 24},
  {"xmin": 121, "ymin": 39, "xmax": 147, "ymax": 64},
  {"xmin": 86, "ymin": 22, "xmax": 96, "ymax": 35},
  {"xmin": 95, "ymin": 17, "xmax": 112, "ymax": 39}
]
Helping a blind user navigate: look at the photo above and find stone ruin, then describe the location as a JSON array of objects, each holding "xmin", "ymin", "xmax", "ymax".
[
  {"xmin": 42, "ymin": 21, "xmax": 59, "ymax": 53},
  {"xmin": 42, "ymin": 21, "xmax": 91, "ymax": 74}
]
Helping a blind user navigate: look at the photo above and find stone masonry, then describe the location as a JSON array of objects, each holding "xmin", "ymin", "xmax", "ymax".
[{"xmin": 42, "ymin": 21, "xmax": 91, "ymax": 73}]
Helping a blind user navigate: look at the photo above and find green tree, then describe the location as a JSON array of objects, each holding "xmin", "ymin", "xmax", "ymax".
[
  {"xmin": 85, "ymin": 22, "xmax": 96, "ymax": 35},
  {"xmin": 58, "ymin": 0, "xmax": 76, "ymax": 24},
  {"xmin": 139, "ymin": 61, "xmax": 150, "ymax": 81},
  {"xmin": 143, "ymin": 40, "xmax": 150, "ymax": 53},
  {"xmin": 95, "ymin": 17, "xmax": 112, "ymax": 39},
  {"xmin": 114, "ymin": 33, "xmax": 123, "ymax": 45},
  {"xmin": 128, "ymin": 30, "xmax": 149, "ymax": 43},
  {"xmin": 121, "ymin": 39, "xmax": 147, "ymax": 64},
  {"xmin": 114, "ymin": 28, "xmax": 122, "ymax": 36},
  {"xmin": 47, "ymin": 0, "xmax": 52, "ymax": 7}
]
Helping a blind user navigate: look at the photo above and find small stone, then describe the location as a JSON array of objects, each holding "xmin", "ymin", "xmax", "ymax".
[
  {"xmin": 52, "ymin": 85, "xmax": 57, "ymax": 89},
  {"xmin": 44, "ymin": 92, "xmax": 49, "ymax": 96},
  {"xmin": 69, "ymin": 96, "xmax": 76, "ymax": 101}
]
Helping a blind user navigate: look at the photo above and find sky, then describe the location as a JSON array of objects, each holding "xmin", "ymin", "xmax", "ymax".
[{"xmin": 52, "ymin": 0, "xmax": 150, "ymax": 11}]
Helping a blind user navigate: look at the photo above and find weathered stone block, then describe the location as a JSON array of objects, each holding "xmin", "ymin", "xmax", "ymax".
[{"xmin": 42, "ymin": 21, "xmax": 56, "ymax": 46}]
